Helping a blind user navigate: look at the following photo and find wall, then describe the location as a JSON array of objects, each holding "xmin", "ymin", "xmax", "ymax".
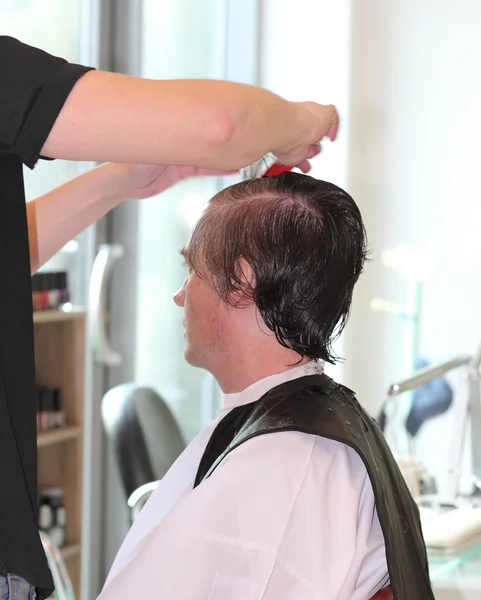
[
  {"xmin": 345, "ymin": 0, "xmax": 481, "ymax": 412},
  {"xmin": 344, "ymin": 0, "xmax": 481, "ymax": 492}
]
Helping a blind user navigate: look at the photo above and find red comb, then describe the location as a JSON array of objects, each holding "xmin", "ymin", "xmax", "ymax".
[{"xmin": 263, "ymin": 164, "xmax": 294, "ymax": 177}]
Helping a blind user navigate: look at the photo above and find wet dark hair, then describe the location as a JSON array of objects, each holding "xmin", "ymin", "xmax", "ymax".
[{"xmin": 188, "ymin": 172, "xmax": 368, "ymax": 363}]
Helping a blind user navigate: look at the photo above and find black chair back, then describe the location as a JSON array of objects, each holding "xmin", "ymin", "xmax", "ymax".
[{"xmin": 101, "ymin": 383, "xmax": 185, "ymax": 499}]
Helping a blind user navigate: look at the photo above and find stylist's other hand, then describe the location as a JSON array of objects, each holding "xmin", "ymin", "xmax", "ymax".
[
  {"xmin": 111, "ymin": 163, "xmax": 234, "ymax": 201},
  {"xmin": 273, "ymin": 102, "xmax": 339, "ymax": 167}
]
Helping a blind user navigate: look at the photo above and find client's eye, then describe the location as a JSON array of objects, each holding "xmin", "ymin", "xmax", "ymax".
[{"xmin": 182, "ymin": 261, "xmax": 193, "ymax": 274}]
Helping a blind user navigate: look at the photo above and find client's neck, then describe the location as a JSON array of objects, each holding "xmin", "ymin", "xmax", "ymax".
[{"xmin": 212, "ymin": 344, "xmax": 310, "ymax": 394}]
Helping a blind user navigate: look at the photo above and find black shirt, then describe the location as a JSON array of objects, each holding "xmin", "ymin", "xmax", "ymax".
[{"xmin": 0, "ymin": 36, "xmax": 93, "ymax": 599}]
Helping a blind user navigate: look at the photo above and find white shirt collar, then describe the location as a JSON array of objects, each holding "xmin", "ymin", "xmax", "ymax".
[{"xmin": 220, "ymin": 361, "xmax": 324, "ymax": 413}]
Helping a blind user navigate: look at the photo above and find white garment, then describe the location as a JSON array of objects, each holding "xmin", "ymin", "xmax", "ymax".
[{"xmin": 98, "ymin": 362, "xmax": 388, "ymax": 600}]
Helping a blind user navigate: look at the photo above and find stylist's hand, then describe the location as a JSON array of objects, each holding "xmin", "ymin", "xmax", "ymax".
[
  {"xmin": 111, "ymin": 163, "xmax": 234, "ymax": 201},
  {"xmin": 273, "ymin": 102, "xmax": 339, "ymax": 167}
]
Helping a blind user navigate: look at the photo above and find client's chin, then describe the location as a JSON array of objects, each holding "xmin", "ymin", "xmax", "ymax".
[{"xmin": 183, "ymin": 346, "xmax": 199, "ymax": 368}]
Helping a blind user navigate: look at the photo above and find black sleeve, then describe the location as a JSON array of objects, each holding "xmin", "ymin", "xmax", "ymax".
[{"xmin": 0, "ymin": 36, "xmax": 95, "ymax": 169}]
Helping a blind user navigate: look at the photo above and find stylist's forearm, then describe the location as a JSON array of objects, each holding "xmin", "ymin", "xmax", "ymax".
[
  {"xmin": 41, "ymin": 72, "xmax": 311, "ymax": 169},
  {"xmin": 27, "ymin": 164, "xmax": 125, "ymax": 273}
]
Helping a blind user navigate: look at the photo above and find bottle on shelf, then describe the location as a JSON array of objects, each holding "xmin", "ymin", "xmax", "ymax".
[
  {"xmin": 53, "ymin": 388, "xmax": 66, "ymax": 428},
  {"xmin": 37, "ymin": 387, "xmax": 66, "ymax": 430},
  {"xmin": 38, "ymin": 488, "xmax": 67, "ymax": 548},
  {"xmin": 32, "ymin": 271, "xmax": 70, "ymax": 311}
]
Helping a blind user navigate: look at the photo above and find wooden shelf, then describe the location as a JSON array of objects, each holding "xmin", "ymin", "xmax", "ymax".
[
  {"xmin": 34, "ymin": 308, "xmax": 86, "ymax": 598},
  {"xmin": 37, "ymin": 426, "xmax": 83, "ymax": 448},
  {"xmin": 61, "ymin": 544, "xmax": 81, "ymax": 560},
  {"xmin": 33, "ymin": 307, "xmax": 86, "ymax": 325}
]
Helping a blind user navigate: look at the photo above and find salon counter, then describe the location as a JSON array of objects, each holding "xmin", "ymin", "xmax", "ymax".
[{"xmin": 429, "ymin": 541, "xmax": 481, "ymax": 599}]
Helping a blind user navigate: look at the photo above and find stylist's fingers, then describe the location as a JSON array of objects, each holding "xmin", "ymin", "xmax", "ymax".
[
  {"xmin": 307, "ymin": 142, "xmax": 321, "ymax": 160},
  {"xmin": 297, "ymin": 160, "xmax": 311, "ymax": 173},
  {"xmin": 284, "ymin": 144, "xmax": 320, "ymax": 173},
  {"xmin": 297, "ymin": 144, "xmax": 321, "ymax": 172},
  {"xmin": 327, "ymin": 119, "xmax": 339, "ymax": 142},
  {"xmin": 274, "ymin": 103, "xmax": 338, "ymax": 166},
  {"xmin": 306, "ymin": 102, "xmax": 339, "ymax": 142}
]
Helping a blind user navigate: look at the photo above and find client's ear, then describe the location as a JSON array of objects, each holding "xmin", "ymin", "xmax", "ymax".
[
  {"xmin": 232, "ymin": 258, "xmax": 256, "ymax": 306},
  {"xmin": 237, "ymin": 258, "xmax": 255, "ymax": 286}
]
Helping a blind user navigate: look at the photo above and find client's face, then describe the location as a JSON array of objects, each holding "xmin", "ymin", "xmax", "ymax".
[{"xmin": 173, "ymin": 244, "xmax": 232, "ymax": 373}]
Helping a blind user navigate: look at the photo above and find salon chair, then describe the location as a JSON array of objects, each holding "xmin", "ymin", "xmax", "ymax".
[
  {"xmin": 372, "ymin": 587, "xmax": 393, "ymax": 599},
  {"xmin": 101, "ymin": 383, "xmax": 185, "ymax": 521}
]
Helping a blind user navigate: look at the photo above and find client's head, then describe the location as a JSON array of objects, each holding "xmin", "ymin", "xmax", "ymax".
[{"xmin": 174, "ymin": 172, "xmax": 367, "ymax": 392}]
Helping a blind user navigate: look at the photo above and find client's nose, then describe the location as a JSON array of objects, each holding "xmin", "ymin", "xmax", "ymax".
[{"xmin": 173, "ymin": 281, "xmax": 186, "ymax": 307}]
